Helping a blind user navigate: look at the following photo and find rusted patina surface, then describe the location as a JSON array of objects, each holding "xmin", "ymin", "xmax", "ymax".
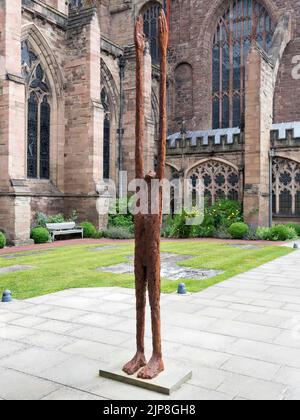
[{"xmin": 122, "ymin": 10, "xmax": 169, "ymax": 380}]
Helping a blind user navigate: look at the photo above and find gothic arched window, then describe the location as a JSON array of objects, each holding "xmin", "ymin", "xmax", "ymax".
[
  {"xmin": 189, "ymin": 160, "xmax": 240, "ymax": 205},
  {"xmin": 273, "ymin": 158, "xmax": 300, "ymax": 217},
  {"xmin": 143, "ymin": 2, "xmax": 162, "ymax": 65},
  {"xmin": 212, "ymin": 0, "xmax": 273, "ymax": 129},
  {"xmin": 101, "ymin": 88, "xmax": 110, "ymax": 180},
  {"xmin": 22, "ymin": 41, "xmax": 51, "ymax": 179}
]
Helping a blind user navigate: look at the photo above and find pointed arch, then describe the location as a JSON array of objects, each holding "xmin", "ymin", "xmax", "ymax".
[
  {"xmin": 187, "ymin": 158, "xmax": 241, "ymax": 205},
  {"xmin": 100, "ymin": 58, "xmax": 119, "ymax": 121},
  {"xmin": 21, "ymin": 23, "xmax": 65, "ymax": 97},
  {"xmin": 21, "ymin": 23, "xmax": 64, "ymax": 186}
]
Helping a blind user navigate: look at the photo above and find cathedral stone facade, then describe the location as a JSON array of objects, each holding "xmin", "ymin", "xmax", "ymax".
[{"xmin": 1, "ymin": 0, "xmax": 300, "ymax": 244}]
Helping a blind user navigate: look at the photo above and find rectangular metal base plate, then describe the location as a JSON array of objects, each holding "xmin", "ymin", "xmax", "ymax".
[{"xmin": 99, "ymin": 360, "xmax": 192, "ymax": 395}]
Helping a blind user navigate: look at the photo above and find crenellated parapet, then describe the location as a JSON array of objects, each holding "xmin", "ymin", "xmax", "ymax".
[
  {"xmin": 271, "ymin": 122, "xmax": 300, "ymax": 148},
  {"xmin": 167, "ymin": 128, "xmax": 244, "ymax": 155}
]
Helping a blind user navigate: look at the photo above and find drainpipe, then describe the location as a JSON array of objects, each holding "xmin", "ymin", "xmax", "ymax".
[
  {"xmin": 269, "ymin": 148, "xmax": 275, "ymax": 227},
  {"xmin": 118, "ymin": 55, "xmax": 126, "ymax": 198}
]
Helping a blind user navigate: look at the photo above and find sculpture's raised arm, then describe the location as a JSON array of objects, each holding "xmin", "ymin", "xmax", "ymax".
[
  {"xmin": 134, "ymin": 16, "xmax": 145, "ymax": 180},
  {"xmin": 156, "ymin": 10, "xmax": 169, "ymax": 181}
]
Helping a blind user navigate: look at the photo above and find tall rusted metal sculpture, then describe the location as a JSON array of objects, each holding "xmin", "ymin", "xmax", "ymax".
[{"xmin": 123, "ymin": 10, "xmax": 169, "ymax": 380}]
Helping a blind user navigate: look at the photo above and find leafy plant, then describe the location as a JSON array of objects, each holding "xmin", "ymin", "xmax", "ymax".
[
  {"xmin": 193, "ymin": 225, "xmax": 215, "ymax": 238},
  {"xmin": 228, "ymin": 222, "xmax": 249, "ymax": 239},
  {"xmin": 244, "ymin": 226, "xmax": 259, "ymax": 241},
  {"xmin": 0, "ymin": 232, "xmax": 6, "ymax": 249},
  {"xmin": 35, "ymin": 212, "xmax": 48, "ymax": 228},
  {"xmin": 68, "ymin": 210, "xmax": 79, "ymax": 223},
  {"xmin": 31, "ymin": 227, "xmax": 50, "ymax": 244},
  {"xmin": 103, "ymin": 226, "xmax": 134, "ymax": 240},
  {"xmin": 213, "ymin": 226, "xmax": 232, "ymax": 239},
  {"xmin": 286, "ymin": 223, "xmax": 300, "ymax": 237},
  {"xmin": 168, "ymin": 208, "xmax": 201, "ymax": 238},
  {"xmin": 270, "ymin": 225, "xmax": 297, "ymax": 241},
  {"xmin": 80, "ymin": 221, "xmax": 98, "ymax": 238},
  {"xmin": 108, "ymin": 199, "xmax": 134, "ymax": 232},
  {"xmin": 256, "ymin": 227, "xmax": 272, "ymax": 241},
  {"xmin": 207, "ymin": 199, "xmax": 243, "ymax": 228},
  {"xmin": 47, "ymin": 213, "xmax": 65, "ymax": 224},
  {"xmin": 257, "ymin": 225, "xmax": 297, "ymax": 241}
]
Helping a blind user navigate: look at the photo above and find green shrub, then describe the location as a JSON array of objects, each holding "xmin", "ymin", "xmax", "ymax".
[
  {"xmin": 35, "ymin": 212, "xmax": 48, "ymax": 228},
  {"xmin": 161, "ymin": 216, "xmax": 174, "ymax": 238},
  {"xmin": 286, "ymin": 223, "xmax": 300, "ymax": 237},
  {"xmin": 0, "ymin": 232, "xmax": 6, "ymax": 248},
  {"xmin": 257, "ymin": 225, "xmax": 297, "ymax": 241},
  {"xmin": 47, "ymin": 213, "xmax": 65, "ymax": 224},
  {"xmin": 194, "ymin": 225, "xmax": 215, "ymax": 238},
  {"xmin": 80, "ymin": 221, "xmax": 98, "ymax": 238},
  {"xmin": 168, "ymin": 208, "xmax": 201, "ymax": 238},
  {"xmin": 244, "ymin": 226, "xmax": 259, "ymax": 241},
  {"xmin": 228, "ymin": 222, "xmax": 249, "ymax": 239},
  {"xmin": 31, "ymin": 227, "xmax": 50, "ymax": 244},
  {"xmin": 103, "ymin": 226, "xmax": 134, "ymax": 240},
  {"xmin": 270, "ymin": 225, "xmax": 297, "ymax": 241},
  {"xmin": 256, "ymin": 227, "xmax": 272, "ymax": 241},
  {"xmin": 208, "ymin": 199, "xmax": 243, "ymax": 228},
  {"xmin": 108, "ymin": 199, "xmax": 134, "ymax": 233},
  {"xmin": 213, "ymin": 226, "xmax": 232, "ymax": 239}
]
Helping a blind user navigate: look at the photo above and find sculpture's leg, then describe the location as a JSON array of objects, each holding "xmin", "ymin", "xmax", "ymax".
[
  {"xmin": 138, "ymin": 248, "xmax": 164, "ymax": 380},
  {"xmin": 123, "ymin": 248, "xmax": 147, "ymax": 375}
]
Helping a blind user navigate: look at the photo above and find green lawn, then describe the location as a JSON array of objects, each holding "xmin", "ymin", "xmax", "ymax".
[{"xmin": 0, "ymin": 242, "xmax": 293, "ymax": 299}]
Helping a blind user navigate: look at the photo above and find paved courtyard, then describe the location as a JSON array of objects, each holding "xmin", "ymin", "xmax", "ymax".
[{"xmin": 1, "ymin": 249, "xmax": 300, "ymax": 400}]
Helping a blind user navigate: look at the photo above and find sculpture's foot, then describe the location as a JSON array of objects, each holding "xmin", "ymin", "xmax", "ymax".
[
  {"xmin": 137, "ymin": 355, "xmax": 164, "ymax": 380},
  {"xmin": 123, "ymin": 352, "xmax": 147, "ymax": 376}
]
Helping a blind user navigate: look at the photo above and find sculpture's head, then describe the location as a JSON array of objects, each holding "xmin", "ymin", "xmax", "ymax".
[{"xmin": 145, "ymin": 171, "xmax": 157, "ymax": 183}]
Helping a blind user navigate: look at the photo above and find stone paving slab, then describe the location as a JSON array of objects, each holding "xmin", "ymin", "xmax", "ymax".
[
  {"xmin": 0, "ymin": 249, "xmax": 300, "ymax": 399},
  {"xmin": 97, "ymin": 253, "xmax": 223, "ymax": 281}
]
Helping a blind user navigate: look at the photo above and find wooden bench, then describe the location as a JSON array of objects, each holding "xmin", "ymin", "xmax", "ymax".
[{"xmin": 46, "ymin": 222, "xmax": 84, "ymax": 242}]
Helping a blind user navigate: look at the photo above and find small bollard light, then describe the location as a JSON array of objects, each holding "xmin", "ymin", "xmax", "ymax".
[
  {"xmin": 2, "ymin": 290, "xmax": 12, "ymax": 303},
  {"xmin": 177, "ymin": 283, "xmax": 187, "ymax": 295},
  {"xmin": 293, "ymin": 243, "xmax": 299, "ymax": 249}
]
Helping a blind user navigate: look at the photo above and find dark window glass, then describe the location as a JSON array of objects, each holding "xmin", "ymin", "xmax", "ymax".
[
  {"xmin": 40, "ymin": 97, "xmax": 50, "ymax": 179},
  {"xmin": 296, "ymin": 192, "xmax": 300, "ymax": 216},
  {"xmin": 222, "ymin": 95, "xmax": 229, "ymax": 129},
  {"xmin": 212, "ymin": 97, "xmax": 220, "ymax": 130},
  {"xmin": 26, "ymin": 52, "xmax": 51, "ymax": 180},
  {"xmin": 101, "ymin": 88, "xmax": 110, "ymax": 179},
  {"xmin": 279, "ymin": 190, "xmax": 292, "ymax": 215},
  {"xmin": 103, "ymin": 115, "xmax": 110, "ymax": 179},
  {"xmin": 27, "ymin": 93, "xmax": 38, "ymax": 178}
]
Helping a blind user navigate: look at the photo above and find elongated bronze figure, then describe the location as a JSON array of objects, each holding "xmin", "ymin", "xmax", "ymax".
[{"xmin": 122, "ymin": 11, "xmax": 169, "ymax": 380}]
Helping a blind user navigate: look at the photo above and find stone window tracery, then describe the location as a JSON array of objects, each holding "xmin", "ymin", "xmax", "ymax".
[
  {"xmin": 273, "ymin": 158, "xmax": 300, "ymax": 216},
  {"xmin": 189, "ymin": 160, "xmax": 240, "ymax": 205},
  {"xmin": 22, "ymin": 41, "xmax": 51, "ymax": 179},
  {"xmin": 212, "ymin": 0, "xmax": 273, "ymax": 129}
]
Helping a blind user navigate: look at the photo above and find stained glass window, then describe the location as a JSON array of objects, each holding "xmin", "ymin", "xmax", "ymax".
[
  {"xmin": 27, "ymin": 93, "xmax": 38, "ymax": 178},
  {"xmin": 212, "ymin": 0, "xmax": 273, "ymax": 129},
  {"xmin": 143, "ymin": 2, "xmax": 162, "ymax": 65},
  {"xmin": 101, "ymin": 88, "xmax": 110, "ymax": 179},
  {"xmin": 24, "ymin": 42, "xmax": 51, "ymax": 179}
]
